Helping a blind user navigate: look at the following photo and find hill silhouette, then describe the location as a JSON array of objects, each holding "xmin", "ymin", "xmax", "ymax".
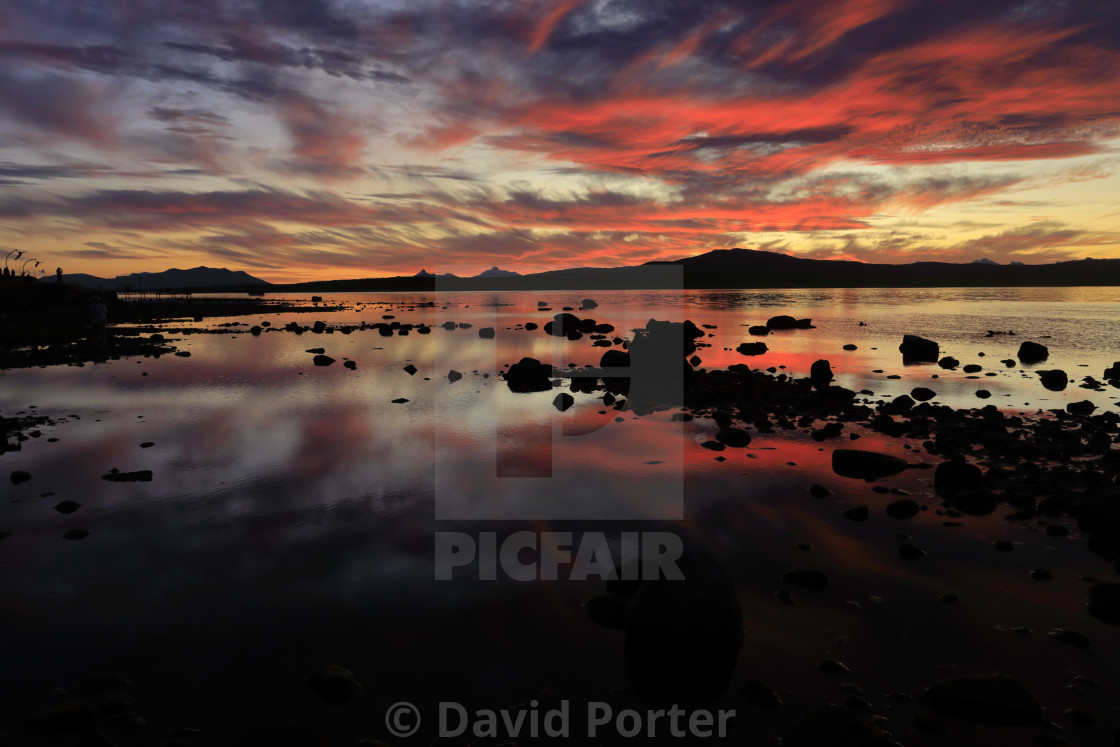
[{"xmin": 275, "ymin": 248, "xmax": 1120, "ymax": 291}]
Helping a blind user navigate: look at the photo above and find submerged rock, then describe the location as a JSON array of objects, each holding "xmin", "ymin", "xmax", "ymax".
[{"xmin": 9, "ymin": 470, "xmax": 32, "ymax": 485}]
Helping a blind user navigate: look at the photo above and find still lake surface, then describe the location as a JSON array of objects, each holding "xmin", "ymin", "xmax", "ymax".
[{"xmin": 2, "ymin": 287, "xmax": 1119, "ymax": 745}]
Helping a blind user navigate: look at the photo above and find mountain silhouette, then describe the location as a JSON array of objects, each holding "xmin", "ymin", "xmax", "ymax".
[{"xmin": 46, "ymin": 266, "xmax": 267, "ymax": 290}]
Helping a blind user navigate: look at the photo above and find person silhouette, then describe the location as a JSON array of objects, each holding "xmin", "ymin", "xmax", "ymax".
[{"xmin": 56, "ymin": 267, "xmax": 63, "ymax": 284}]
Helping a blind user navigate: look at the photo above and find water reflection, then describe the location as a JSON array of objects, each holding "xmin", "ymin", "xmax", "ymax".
[{"xmin": 1, "ymin": 288, "xmax": 1119, "ymax": 744}]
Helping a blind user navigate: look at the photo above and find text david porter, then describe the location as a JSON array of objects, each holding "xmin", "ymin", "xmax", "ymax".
[{"xmin": 440, "ymin": 700, "xmax": 735, "ymax": 739}]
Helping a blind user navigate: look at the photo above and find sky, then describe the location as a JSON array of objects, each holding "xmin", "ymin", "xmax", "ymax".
[{"xmin": 0, "ymin": 0, "xmax": 1118, "ymax": 283}]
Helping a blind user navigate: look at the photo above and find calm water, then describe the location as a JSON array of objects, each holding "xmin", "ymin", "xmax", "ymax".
[{"xmin": 2, "ymin": 287, "xmax": 1119, "ymax": 745}]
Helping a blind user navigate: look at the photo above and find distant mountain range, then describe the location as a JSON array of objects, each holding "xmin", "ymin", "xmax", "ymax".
[
  {"xmin": 45, "ymin": 266, "xmax": 267, "ymax": 290},
  {"xmin": 47, "ymin": 250, "xmax": 1120, "ymax": 292},
  {"xmin": 414, "ymin": 267, "xmax": 521, "ymax": 279},
  {"xmin": 279, "ymin": 248, "xmax": 1120, "ymax": 291}
]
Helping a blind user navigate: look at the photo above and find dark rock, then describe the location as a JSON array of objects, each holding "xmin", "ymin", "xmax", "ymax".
[
  {"xmin": 783, "ymin": 704, "xmax": 901, "ymax": 747},
  {"xmin": 766, "ymin": 315, "xmax": 798, "ymax": 330},
  {"xmin": 738, "ymin": 679, "xmax": 783, "ymax": 709},
  {"xmin": 343, "ymin": 360, "xmax": 356, "ymax": 370},
  {"xmin": 545, "ymin": 312, "xmax": 582, "ymax": 336},
  {"xmin": 911, "ymin": 387, "xmax": 936, "ymax": 401},
  {"xmin": 391, "ymin": 398, "xmax": 408, "ymax": 404},
  {"xmin": 993, "ymin": 539, "xmax": 1014, "ymax": 552},
  {"xmin": 748, "ymin": 325, "xmax": 770, "ymax": 336},
  {"xmin": 716, "ymin": 428, "xmax": 751, "ymax": 447},
  {"xmin": 447, "ymin": 369, "xmax": 463, "ymax": 383},
  {"xmin": 79, "ymin": 672, "xmax": 131, "ymax": 697},
  {"xmin": 1049, "ymin": 628, "xmax": 1090, "ymax": 648},
  {"xmin": 934, "ymin": 460, "xmax": 982, "ymax": 499},
  {"xmin": 898, "ymin": 543, "xmax": 925, "ymax": 560},
  {"xmin": 913, "ymin": 713, "xmax": 946, "ymax": 735},
  {"xmin": 886, "ymin": 499, "xmax": 920, "ymax": 519},
  {"xmin": 842, "ymin": 344, "xmax": 857, "ymax": 351},
  {"xmin": 810, "ymin": 359, "xmax": 833, "ymax": 385},
  {"xmin": 1067, "ymin": 400, "xmax": 1096, "ymax": 416},
  {"xmin": 305, "ymin": 664, "xmax": 362, "ymax": 705},
  {"xmin": 1038, "ymin": 369, "xmax": 1068, "ymax": 391},
  {"xmin": 10, "ymin": 470, "xmax": 31, "ymax": 485},
  {"xmin": 139, "ymin": 442, "xmax": 154, "ymax": 448},
  {"xmin": 809, "ymin": 483, "xmax": 832, "ymax": 498},
  {"xmin": 899, "ymin": 334, "xmax": 939, "ymax": 361},
  {"xmin": 976, "ymin": 389, "xmax": 991, "ymax": 398},
  {"xmin": 312, "ymin": 354, "xmax": 335, "ymax": 366},
  {"xmin": 688, "ymin": 355, "xmax": 701, "ymax": 367},
  {"xmin": 736, "ymin": 342, "xmax": 768, "ymax": 356},
  {"xmin": 478, "ymin": 327, "xmax": 495, "ymax": 339},
  {"xmin": 506, "ymin": 357, "xmax": 553, "ymax": 392},
  {"xmin": 1017, "ymin": 341, "xmax": 1049, "ymax": 363},
  {"xmin": 403, "ymin": 364, "xmax": 417, "ymax": 375},
  {"xmin": 174, "ymin": 351, "xmax": 191, "ymax": 358},
  {"xmin": 938, "ymin": 357, "xmax": 960, "ymax": 369},
  {"xmin": 54, "ymin": 500, "xmax": 81, "ymax": 514},
  {"xmin": 306, "ymin": 347, "xmax": 325, "ymax": 354},
  {"xmin": 794, "ymin": 318, "xmax": 814, "ymax": 329},
  {"xmin": 888, "ymin": 394, "xmax": 914, "ymax": 411},
  {"xmin": 1104, "ymin": 361, "xmax": 1120, "ymax": 380},
  {"xmin": 963, "ymin": 364, "xmax": 982, "ymax": 373},
  {"xmin": 101, "ymin": 470, "xmax": 152, "ymax": 482},
  {"xmin": 1087, "ymin": 583, "xmax": 1120, "ymax": 625},
  {"xmin": 781, "ymin": 567, "xmax": 829, "ymax": 591},
  {"xmin": 929, "ymin": 674, "xmax": 1041, "ymax": 725},
  {"xmin": 818, "ymin": 658, "xmax": 850, "ymax": 674},
  {"xmin": 24, "ymin": 700, "xmax": 97, "ymax": 736},
  {"xmin": 553, "ymin": 393, "xmax": 574, "ymax": 411},
  {"xmin": 832, "ymin": 449, "xmax": 908, "ymax": 480},
  {"xmin": 580, "ymin": 298, "xmax": 598, "ymax": 310},
  {"xmin": 524, "ymin": 322, "xmax": 538, "ymax": 331},
  {"xmin": 1065, "ymin": 706, "xmax": 1096, "ymax": 726},
  {"xmin": 843, "ymin": 505, "xmax": 870, "ymax": 521}
]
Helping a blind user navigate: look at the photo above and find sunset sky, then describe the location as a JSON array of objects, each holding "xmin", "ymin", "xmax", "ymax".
[{"xmin": 1, "ymin": 0, "xmax": 1118, "ymax": 283}]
